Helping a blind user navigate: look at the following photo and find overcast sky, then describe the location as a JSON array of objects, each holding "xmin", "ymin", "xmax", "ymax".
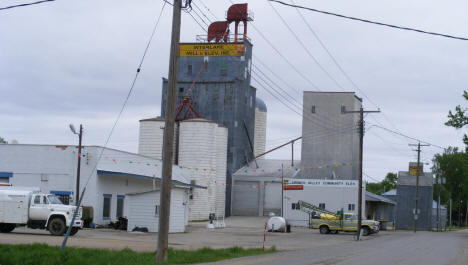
[{"xmin": 1, "ymin": 0, "xmax": 467, "ymax": 182}]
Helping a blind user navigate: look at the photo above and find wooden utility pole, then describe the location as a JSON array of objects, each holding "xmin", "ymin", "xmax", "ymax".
[
  {"xmin": 157, "ymin": 0, "xmax": 181, "ymax": 262},
  {"xmin": 344, "ymin": 107, "xmax": 379, "ymax": 241},
  {"xmin": 75, "ymin": 124, "xmax": 83, "ymax": 206},
  {"xmin": 409, "ymin": 142, "xmax": 429, "ymax": 232}
]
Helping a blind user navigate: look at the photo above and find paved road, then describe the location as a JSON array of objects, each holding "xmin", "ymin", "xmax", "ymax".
[{"xmin": 206, "ymin": 230, "xmax": 468, "ymax": 265}]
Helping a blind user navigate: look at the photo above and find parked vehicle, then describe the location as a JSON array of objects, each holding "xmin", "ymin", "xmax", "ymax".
[
  {"xmin": 0, "ymin": 188, "xmax": 83, "ymax": 236},
  {"xmin": 297, "ymin": 200, "xmax": 379, "ymax": 235}
]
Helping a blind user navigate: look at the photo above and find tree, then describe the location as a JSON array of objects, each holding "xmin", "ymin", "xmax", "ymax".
[
  {"xmin": 0, "ymin": 137, "xmax": 7, "ymax": 144},
  {"xmin": 365, "ymin": 172, "xmax": 398, "ymax": 195},
  {"xmin": 446, "ymin": 90, "xmax": 468, "ymax": 145},
  {"xmin": 433, "ymin": 147, "xmax": 468, "ymax": 226}
]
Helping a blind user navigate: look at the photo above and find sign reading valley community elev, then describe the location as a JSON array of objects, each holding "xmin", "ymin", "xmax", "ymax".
[{"xmin": 179, "ymin": 43, "xmax": 245, "ymax": 57}]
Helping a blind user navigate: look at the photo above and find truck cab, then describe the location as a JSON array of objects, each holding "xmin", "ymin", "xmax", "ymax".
[{"xmin": 0, "ymin": 189, "xmax": 83, "ymax": 236}]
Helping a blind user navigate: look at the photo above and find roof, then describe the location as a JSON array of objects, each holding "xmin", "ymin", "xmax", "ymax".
[
  {"xmin": 255, "ymin": 97, "xmax": 267, "ymax": 112},
  {"xmin": 97, "ymin": 170, "xmax": 206, "ymax": 189},
  {"xmin": 382, "ymin": 189, "xmax": 396, "ymax": 196},
  {"xmin": 139, "ymin": 117, "xmax": 165, "ymax": 122},
  {"xmin": 397, "ymin": 171, "xmax": 433, "ymax": 187},
  {"xmin": 233, "ymin": 159, "xmax": 301, "ymax": 179},
  {"xmin": 365, "ymin": 191, "xmax": 396, "ymax": 205}
]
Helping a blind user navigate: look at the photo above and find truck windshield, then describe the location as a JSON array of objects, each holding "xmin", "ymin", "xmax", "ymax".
[{"xmin": 47, "ymin": 195, "xmax": 63, "ymax": 204}]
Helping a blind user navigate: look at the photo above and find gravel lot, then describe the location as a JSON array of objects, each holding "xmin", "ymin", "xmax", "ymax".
[{"xmin": 0, "ymin": 217, "xmax": 384, "ymax": 252}]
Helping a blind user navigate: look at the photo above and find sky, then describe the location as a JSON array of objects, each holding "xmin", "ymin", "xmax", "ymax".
[{"xmin": 1, "ymin": 0, "xmax": 467, "ymax": 182}]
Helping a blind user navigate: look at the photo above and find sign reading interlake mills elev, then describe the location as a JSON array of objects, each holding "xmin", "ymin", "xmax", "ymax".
[{"xmin": 179, "ymin": 43, "xmax": 245, "ymax": 57}]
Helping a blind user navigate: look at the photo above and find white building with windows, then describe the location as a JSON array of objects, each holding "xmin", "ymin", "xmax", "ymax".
[{"xmin": 0, "ymin": 144, "xmax": 201, "ymax": 231}]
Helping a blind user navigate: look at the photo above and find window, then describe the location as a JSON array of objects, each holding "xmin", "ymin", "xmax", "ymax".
[
  {"xmin": 103, "ymin": 194, "xmax": 112, "ymax": 219},
  {"xmin": 348, "ymin": 204, "xmax": 355, "ymax": 211},
  {"xmin": 311, "ymin": 105, "xmax": 316, "ymax": 113},
  {"xmin": 179, "ymin": 87, "xmax": 184, "ymax": 93},
  {"xmin": 292, "ymin": 203, "xmax": 300, "ymax": 210},
  {"xmin": 116, "ymin": 195, "xmax": 124, "ymax": 218},
  {"xmin": 0, "ymin": 172, "xmax": 12, "ymax": 184},
  {"xmin": 34, "ymin": 195, "xmax": 41, "ymax": 204},
  {"xmin": 187, "ymin": 64, "xmax": 192, "ymax": 75},
  {"xmin": 42, "ymin": 196, "xmax": 48, "ymax": 204},
  {"xmin": 55, "ymin": 194, "xmax": 69, "ymax": 205},
  {"xmin": 155, "ymin": 205, "xmax": 160, "ymax": 216},
  {"xmin": 341, "ymin": 105, "xmax": 346, "ymax": 113},
  {"xmin": 319, "ymin": 203, "xmax": 326, "ymax": 209}
]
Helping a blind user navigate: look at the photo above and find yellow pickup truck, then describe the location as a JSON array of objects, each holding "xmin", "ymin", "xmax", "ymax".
[{"xmin": 311, "ymin": 213, "xmax": 380, "ymax": 236}]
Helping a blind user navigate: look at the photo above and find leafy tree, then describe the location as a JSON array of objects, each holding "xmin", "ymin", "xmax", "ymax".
[
  {"xmin": 433, "ymin": 147, "xmax": 468, "ymax": 226},
  {"xmin": 365, "ymin": 172, "xmax": 398, "ymax": 195},
  {"xmin": 446, "ymin": 90, "xmax": 468, "ymax": 145},
  {"xmin": 0, "ymin": 137, "xmax": 7, "ymax": 144}
]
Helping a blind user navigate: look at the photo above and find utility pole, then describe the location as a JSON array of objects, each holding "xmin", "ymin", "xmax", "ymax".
[
  {"xmin": 157, "ymin": 0, "xmax": 181, "ymax": 262},
  {"xmin": 450, "ymin": 194, "xmax": 452, "ymax": 230},
  {"xmin": 409, "ymin": 142, "xmax": 429, "ymax": 232},
  {"xmin": 344, "ymin": 107, "xmax": 380, "ymax": 241},
  {"xmin": 436, "ymin": 175, "xmax": 440, "ymax": 232},
  {"xmin": 281, "ymin": 163, "xmax": 284, "ymax": 217},
  {"xmin": 76, "ymin": 125, "xmax": 83, "ymax": 206}
]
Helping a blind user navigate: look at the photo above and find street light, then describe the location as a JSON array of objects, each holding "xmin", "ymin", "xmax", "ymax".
[{"xmin": 70, "ymin": 124, "xmax": 83, "ymax": 206}]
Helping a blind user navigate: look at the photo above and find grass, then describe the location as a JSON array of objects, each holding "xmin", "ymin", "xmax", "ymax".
[{"xmin": 0, "ymin": 244, "xmax": 276, "ymax": 265}]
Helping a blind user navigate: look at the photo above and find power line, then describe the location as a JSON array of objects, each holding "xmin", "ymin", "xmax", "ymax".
[
  {"xmin": 371, "ymin": 123, "xmax": 445, "ymax": 149},
  {"xmin": 269, "ymin": 0, "xmax": 468, "ymax": 42},
  {"xmin": 60, "ymin": 0, "xmax": 168, "ymax": 248},
  {"xmin": 0, "ymin": 0, "xmax": 55, "ymax": 11},
  {"xmin": 266, "ymin": 0, "xmax": 347, "ymax": 92}
]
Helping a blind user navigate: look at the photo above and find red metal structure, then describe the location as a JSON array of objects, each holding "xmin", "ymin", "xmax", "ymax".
[
  {"xmin": 174, "ymin": 61, "xmax": 206, "ymax": 121},
  {"xmin": 206, "ymin": 3, "xmax": 253, "ymax": 43},
  {"xmin": 207, "ymin": 21, "xmax": 230, "ymax": 43}
]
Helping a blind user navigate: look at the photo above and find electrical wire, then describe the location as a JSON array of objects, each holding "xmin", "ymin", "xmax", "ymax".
[
  {"xmin": 266, "ymin": 0, "xmax": 347, "ymax": 92},
  {"xmin": 0, "ymin": 0, "xmax": 55, "ymax": 11},
  {"xmin": 370, "ymin": 123, "xmax": 445, "ymax": 149},
  {"xmin": 269, "ymin": 0, "xmax": 468, "ymax": 42}
]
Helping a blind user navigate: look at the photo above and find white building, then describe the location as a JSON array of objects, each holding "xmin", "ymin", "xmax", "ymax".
[
  {"xmin": 283, "ymin": 179, "xmax": 364, "ymax": 226},
  {"xmin": 138, "ymin": 118, "xmax": 227, "ymax": 220},
  {"xmin": 126, "ymin": 188, "xmax": 188, "ymax": 233},
  {"xmin": 0, "ymin": 144, "xmax": 200, "ymax": 231}
]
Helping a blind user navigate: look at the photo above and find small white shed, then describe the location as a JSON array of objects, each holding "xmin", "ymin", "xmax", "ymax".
[{"xmin": 126, "ymin": 187, "xmax": 189, "ymax": 233}]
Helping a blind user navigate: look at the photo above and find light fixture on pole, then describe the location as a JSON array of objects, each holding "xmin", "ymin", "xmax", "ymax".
[{"xmin": 69, "ymin": 124, "xmax": 83, "ymax": 206}]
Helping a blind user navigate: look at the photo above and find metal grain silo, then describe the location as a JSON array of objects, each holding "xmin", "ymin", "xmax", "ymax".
[{"xmin": 254, "ymin": 97, "xmax": 267, "ymax": 158}]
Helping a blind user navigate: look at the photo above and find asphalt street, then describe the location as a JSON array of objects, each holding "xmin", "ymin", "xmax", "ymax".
[{"xmin": 206, "ymin": 230, "xmax": 468, "ymax": 265}]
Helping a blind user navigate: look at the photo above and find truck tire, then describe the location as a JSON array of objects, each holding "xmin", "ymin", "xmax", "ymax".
[
  {"xmin": 0, "ymin": 224, "xmax": 15, "ymax": 233},
  {"xmin": 319, "ymin": 225, "xmax": 330, "ymax": 234},
  {"xmin": 362, "ymin": 226, "xmax": 370, "ymax": 236},
  {"xmin": 48, "ymin": 218, "xmax": 66, "ymax": 236},
  {"xmin": 70, "ymin": 227, "xmax": 79, "ymax": 236}
]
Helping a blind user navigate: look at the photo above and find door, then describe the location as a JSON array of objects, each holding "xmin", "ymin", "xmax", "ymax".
[
  {"xmin": 232, "ymin": 181, "xmax": 259, "ymax": 216},
  {"xmin": 263, "ymin": 182, "xmax": 281, "ymax": 216},
  {"xmin": 29, "ymin": 195, "xmax": 51, "ymax": 220}
]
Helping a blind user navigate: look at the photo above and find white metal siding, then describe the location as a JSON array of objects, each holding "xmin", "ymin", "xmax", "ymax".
[
  {"xmin": 127, "ymin": 189, "xmax": 187, "ymax": 233},
  {"xmin": 254, "ymin": 108, "xmax": 267, "ymax": 158},
  {"xmin": 138, "ymin": 120, "xmax": 165, "ymax": 159}
]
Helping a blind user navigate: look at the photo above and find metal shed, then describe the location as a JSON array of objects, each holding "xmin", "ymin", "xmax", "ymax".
[{"xmin": 126, "ymin": 187, "xmax": 189, "ymax": 233}]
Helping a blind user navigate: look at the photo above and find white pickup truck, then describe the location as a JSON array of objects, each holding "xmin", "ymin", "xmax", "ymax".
[{"xmin": 0, "ymin": 189, "xmax": 83, "ymax": 236}]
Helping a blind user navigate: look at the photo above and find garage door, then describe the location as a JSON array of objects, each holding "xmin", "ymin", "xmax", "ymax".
[
  {"xmin": 232, "ymin": 181, "xmax": 259, "ymax": 216},
  {"xmin": 263, "ymin": 182, "xmax": 281, "ymax": 216}
]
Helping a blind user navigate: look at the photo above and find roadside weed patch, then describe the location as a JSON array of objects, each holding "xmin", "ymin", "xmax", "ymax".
[{"xmin": 0, "ymin": 244, "xmax": 276, "ymax": 265}]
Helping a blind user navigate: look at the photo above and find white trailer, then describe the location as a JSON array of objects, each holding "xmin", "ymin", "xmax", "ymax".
[{"xmin": 0, "ymin": 188, "xmax": 83, "ymax": 236}]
